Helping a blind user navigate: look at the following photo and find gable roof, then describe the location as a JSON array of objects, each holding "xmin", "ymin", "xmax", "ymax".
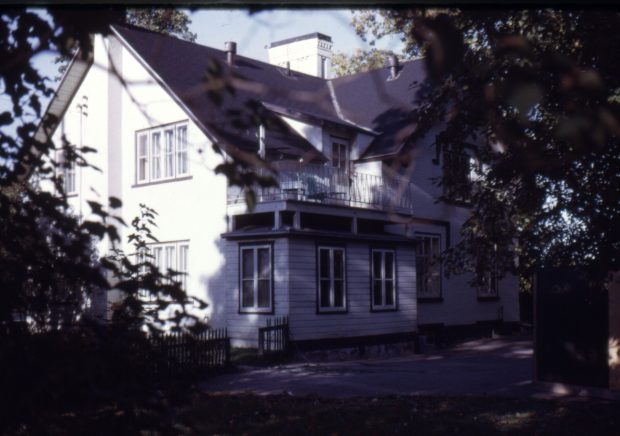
[
  {"xmin": 330, "ymin": 58, "xmax": 427, "ymax": 161},
  {"xmin": 113, "ymin": 24, "xmax": 338, "ymax": 163},
  {"xmin": 44, "ymin": 24, "xmax": 427, "ymax": 163}
]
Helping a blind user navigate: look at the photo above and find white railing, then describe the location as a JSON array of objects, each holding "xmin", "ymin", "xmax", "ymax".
[{"xmin": 227, "ymin": 162, "xmax": 415, "ymax": 213}]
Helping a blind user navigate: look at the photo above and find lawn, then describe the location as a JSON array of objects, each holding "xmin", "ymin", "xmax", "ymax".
[{"xmin": 7, "ymin": 391, "xmax": 620, "ymax": 435}]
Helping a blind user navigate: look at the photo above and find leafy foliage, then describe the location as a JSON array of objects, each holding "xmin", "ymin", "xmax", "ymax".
[
  {"xmin": 351, "ymin": 9, "xmax": 620, "ymax": 285},
  {"xmin": 125, "ymin": 8, "xmax": 196, "ymax": 42},
  {"xmin": 55, "ymin": 8, "xmax": 196, "ymax": 79},
  {"xmin": 105, "ymin": 205, "xmax": 207, "ymax": 333},
  {"xmin": 331, "ymin": 48, "xmax": 398, "ymax": 77}
]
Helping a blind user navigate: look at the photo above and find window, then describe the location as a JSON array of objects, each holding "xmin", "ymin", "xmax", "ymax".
[
  {"xmin": 139, "ymin": 241, "xmax": 190, "ymax": 294},
  {"xmin": 317, "ymin": 246, "xmax": 346, "ymax": 312},
  {"xmin": 164, "ymin": 128, "xmax": 174, "ymax": 177},
  {"xmin": 331, "ymin": 141, "xmax": 348, "ymax": 171},
  {"xmin": 151, "ymin": 131, "xmax": 162, "ymax": 180},
  {"xmin": 177, "ymin": 125, "xmax": 188, "ymax": 175},
  {"xmin": 442, "ymin": 146, "xmax": 473, "ymax": 203},
  {"xmin": 371, "ymin": 249, "xmax": 396, "ymax": 310},
  {"xmin": 137, "ymin": 133, "xmax": 148, "ymax": 182},
  {"xmin": 416, "ymin": 234, "xmax": 442, "ymax": 299},
  {"xmin": 135, "ymin": 121, "xmax": 189, "ymax": 184},
  {"xmin": 240, "ymin": 245, "xmax": 272, "ymax": 313},
  {"xmin": 477, "ymin": 269, "xmax": 499, "ymax": 298},
  {"xmin": 61, "ymin": 151, "xmax": 76, "ymax": 194},
  {"xmin": 477, "ymin": 245, "xmax": 499, "ymax": 299}
]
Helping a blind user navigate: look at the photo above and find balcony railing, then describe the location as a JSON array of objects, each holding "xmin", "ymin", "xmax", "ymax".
[{"xmin": 227, "ymin": 161, "xmax": 415, "ymax": 213}]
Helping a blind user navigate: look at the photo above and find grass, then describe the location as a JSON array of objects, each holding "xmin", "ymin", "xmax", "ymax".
[{"xmin": 6, "ymin": 391, "xmax": 620, "ymax": 435}]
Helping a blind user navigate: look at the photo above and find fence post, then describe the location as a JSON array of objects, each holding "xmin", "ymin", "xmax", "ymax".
[{"xmin": 225, "ymin": 328, "xmax": 231, "ymax": 366}]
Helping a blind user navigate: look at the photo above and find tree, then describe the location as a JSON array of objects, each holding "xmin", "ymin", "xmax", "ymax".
[
  {"xmin": 55, "ymin": 8, "xmax": 196, "ymax": 79},
  {"xmin": 349, "ymin": 9, "xmax": 620, "ymax": 286},
  {"xmin": 125, "ymin": 8, "xmax": 196, "ymax": 42},
  {"xmin": 332, "ymin": 48, "xmax": 398, "ymax": 77},
  {"xmin": 2, "ymin": 8, "xmax": 271, "ymax": 329},
  {"xmin": 0, "ymin": 8, "xmax": 207, "ymax": 329}
]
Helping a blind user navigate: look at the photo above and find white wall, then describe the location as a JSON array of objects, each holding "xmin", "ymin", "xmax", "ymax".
[
  {"xmin": 398, "ymin": 129, "xmax": 520, "ymax": 325},
  {"xmin": 281, "ymin": 115, "xmax": 324, "ymax": 157},
  {"xmin": 226, "ymin": 238, "xmax": 291, "ymax": 347},
  {"xmin": 268, "ymin": 36, "xmax": 332, "ymax": 78},
  {"xmin": 56, "ymin": 34, "xmax": 230, "ymax": 326},
  {"xmin": 288, "ymin": 239, "xmax": 417, "ymax": 341}
]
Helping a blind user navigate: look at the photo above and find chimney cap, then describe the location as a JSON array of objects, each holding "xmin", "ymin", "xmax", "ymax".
[
  {"xmin": 224, "ymin": 41, "xmax": 237, "ymax": 54},
  {"xmin": 269, "ymin": 32, "xmax": 332, "ymax": 49},
  {"xmin": 388, "ymin": 54, "xmax": 400, "ymax": 80}
]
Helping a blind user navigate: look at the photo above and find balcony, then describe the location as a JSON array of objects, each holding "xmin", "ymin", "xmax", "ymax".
[{"xmin": 227, "ymin": 161, "xmax": 415, "ymax": 213}]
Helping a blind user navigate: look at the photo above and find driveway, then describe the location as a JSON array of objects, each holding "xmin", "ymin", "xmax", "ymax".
[{"xmin": 202, "ymin": 336, "xmax": 542, "ymax": 398}]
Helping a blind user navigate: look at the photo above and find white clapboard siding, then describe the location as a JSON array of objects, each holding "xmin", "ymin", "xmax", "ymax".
[
  {"xmin": 287, "ymin": 239, "xmax": 417, "ymax": 341},
  {"xmin": 226, "ymin": 239, "xmax": 290, "ymax": 347}
]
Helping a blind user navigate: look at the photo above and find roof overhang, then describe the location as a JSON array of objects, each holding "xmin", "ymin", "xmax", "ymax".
[
  {"xmin": 262, "ymin": 101, "xmax": 377, "ymax": 137},
  {"xmin": 35, "ymin": 42, "xmax": 94, "ymax": 144}
]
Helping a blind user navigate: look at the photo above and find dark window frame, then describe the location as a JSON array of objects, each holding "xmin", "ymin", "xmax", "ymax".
[
  {"xmin": 369, "ymin": 246, "xmax": 399, "ymax": 312},
  {"xmin": 315, "ymin": 243, "xmax": 348, "ymax": 314},
  {"xmin": 415, "ymin": 232, "xmax": 443, "ymax": 302},
  {"xmin": 238, "ymin": 241, "xmax": 275, "ymax": 314}
]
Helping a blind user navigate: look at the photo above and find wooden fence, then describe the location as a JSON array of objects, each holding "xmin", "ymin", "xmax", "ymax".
[
  {"xmin": 258, "ymin": 316, "xmax": 289, "ymax": 356},
  {"xmin": 149, "ymin": 328, "xmax": 230, "ymax": 375}
]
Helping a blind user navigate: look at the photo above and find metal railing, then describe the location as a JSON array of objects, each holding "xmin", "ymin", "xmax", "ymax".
[{"xmin": 227, "ymin": 161, "xmax": 415, "ymax": 212}]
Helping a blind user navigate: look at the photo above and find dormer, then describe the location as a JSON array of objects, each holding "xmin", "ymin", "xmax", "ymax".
[{"xmin": 267, "ymin": 33, "xmax": 333, "ymax": 78}]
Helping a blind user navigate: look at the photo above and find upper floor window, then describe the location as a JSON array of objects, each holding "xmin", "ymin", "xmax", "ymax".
[
  {"xmin": 61, "ymin": 152, "xmax": 76, "ymax": 195},
  {"xmin": 331, "ymin": 140, "xmax": 348, "ymax": 172},
  {"xmin": 317, "ymin": 246, "xmax": 346, "ymax": 313},
  {"xmin": 136, "ymin": 122, "xmax": 189, "ymax": 184},
  {"xmin": 416, "ymin": 234, "xmax": 442, "ymax": 299},
  {"xmin": 442, "ymin": 145, "xmax": 474, "ymax": 203},
  {"xmin": 371, "ymin": 249, "xmax": 397, "ymax": 310}
]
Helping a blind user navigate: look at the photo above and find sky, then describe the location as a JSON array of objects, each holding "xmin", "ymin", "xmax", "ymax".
[
  {"xmin": 187, "ymin": 9, "xmax": 404, "ymax": 62},
  {"xmin": 30, "ymin": 8, "xmax": 404, "ymax": 80},
  {"xmin": 6, "ymin": 9, "xmax": 405, "ymax": 122}
]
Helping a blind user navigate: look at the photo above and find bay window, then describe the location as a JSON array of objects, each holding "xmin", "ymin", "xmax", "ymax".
[
  {"xmin": 240, "ymin": 244, "xmax": 273, "ymax": 313},
  {"xmin": 371, "ymin": 249, "xmax": 396, "ymax": 310},
  {"xmin": 317, "ymin": 246, "xmax": 346, "ymax": 312}
]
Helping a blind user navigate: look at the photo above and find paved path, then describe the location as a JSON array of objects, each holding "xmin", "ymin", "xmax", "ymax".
[{"xmin": 203, "ymin": 336, "xmax": 544, "ymax": 398}]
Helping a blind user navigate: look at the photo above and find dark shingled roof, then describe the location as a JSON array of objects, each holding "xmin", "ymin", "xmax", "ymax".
[
  {"xmin": 111, "ymin": 24, "xmax": 426, "ymax": 162},
  {"xmin": 330, "ymin": 59, "xmax": 427, "ymax": 160}
]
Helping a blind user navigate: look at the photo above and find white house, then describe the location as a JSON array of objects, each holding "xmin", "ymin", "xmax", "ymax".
[{"xmin": 39, "ymin": 25, "xmax": 520, "ymax": 348}]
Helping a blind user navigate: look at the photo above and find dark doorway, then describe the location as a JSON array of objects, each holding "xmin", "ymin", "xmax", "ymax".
[{"xmin": 535, "ymin": 267, "xmax": 608, "ymax": 388}]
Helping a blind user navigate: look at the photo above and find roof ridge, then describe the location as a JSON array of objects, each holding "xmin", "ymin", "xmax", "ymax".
[
  {"xmin": 329, "ymin": 56, "xmax": 426, "ymax": 83},
  {"xmin": 111, "ymin": 23, "xmax": 328, "ymax": 82}
]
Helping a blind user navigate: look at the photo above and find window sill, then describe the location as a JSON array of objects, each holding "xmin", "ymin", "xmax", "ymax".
[
  {"xmin": 132, "ymin": 175, "xmax": 192, "ymax": 188},
  {"xmin": 442, "ymin": 198, "xmax": 472, "ymax": 208},
  {"xmin": 370, "ymin": 307, "xmax": 398, "ymax": 313},
  {"xmin": 477, "ymin": 295, "xmax": 500, "ymax": 302},
  {"xmin": 239, "ymin": 308, "xmax": 274, "ymax": 315},
  {"xmin": 317, "ymin": 308, "xmax": 347, "ymax": 315},
  {"xmin": 418, "ymin": 297, "xmax": 444, "ymax": 303},
  {"xmin": 65, "ymin": 192, "xmax": 78, "ymax": 198}
]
